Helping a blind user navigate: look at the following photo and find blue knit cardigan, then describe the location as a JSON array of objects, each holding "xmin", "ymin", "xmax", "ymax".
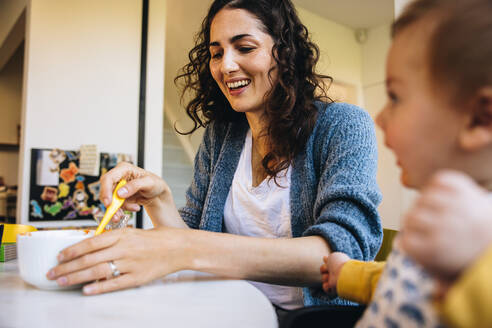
[{"xmin": 178, "ymin": 101, "xmax": 383, "ymax": 306}]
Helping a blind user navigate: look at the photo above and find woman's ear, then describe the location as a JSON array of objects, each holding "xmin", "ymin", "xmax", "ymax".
[{"xmin": 459, "ymin": 87, "xmax": 492, "ymax": 151}]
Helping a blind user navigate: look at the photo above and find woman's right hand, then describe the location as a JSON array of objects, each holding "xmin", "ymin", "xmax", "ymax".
[
  {"xmin": 99, "ymin": 162, "xmax": 187, "ymax": 228},
  {"xmin": 100, "ymin": 162, "xmax": 170, "ymax": 210}
]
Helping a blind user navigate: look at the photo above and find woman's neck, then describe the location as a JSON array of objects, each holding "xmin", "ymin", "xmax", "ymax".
[{"xmin": 245, "ymin": 111, "xmax": 268, "ymax": 155}]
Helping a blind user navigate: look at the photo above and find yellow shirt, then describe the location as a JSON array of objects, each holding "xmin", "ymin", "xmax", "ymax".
[
  {"xmin": 336, "ymin": 245, "xmax": 492, "ymax": 328},
  {"xmin": 440, "ymin": 245, "xmax": 492, "ymax": 328},
  {"xmin": 336, "ymin": 259, "xmax": 385, "ymax": 304}
]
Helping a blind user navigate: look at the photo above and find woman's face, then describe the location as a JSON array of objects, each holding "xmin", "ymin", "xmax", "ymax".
[{"xmin": 209, "ymin": 8, "xmax": 276, "ymax": 115}]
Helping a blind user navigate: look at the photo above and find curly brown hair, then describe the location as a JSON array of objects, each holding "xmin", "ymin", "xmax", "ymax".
[{"xmin": 175, "ymin": 0, "xmax": 332, "ymax": 179}]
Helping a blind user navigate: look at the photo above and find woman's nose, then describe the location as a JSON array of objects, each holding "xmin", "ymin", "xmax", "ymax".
[{"xmin": 221, "ymin": 51, "xmax": 239, "ymax": 74}]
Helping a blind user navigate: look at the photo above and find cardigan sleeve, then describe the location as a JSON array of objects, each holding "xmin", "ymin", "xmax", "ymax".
[
  {"xmin": 303, "ymin": 105, "xmax": 383, "ymax": 261},
  {"xmin": 178, "ymin": 124, "xmax": 214, "ymax": 229}
]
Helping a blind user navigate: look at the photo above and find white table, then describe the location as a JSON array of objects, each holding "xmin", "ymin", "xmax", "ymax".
[{"xmin": 0, "ymin": 261, "xmax": 278, "ymax": 328}]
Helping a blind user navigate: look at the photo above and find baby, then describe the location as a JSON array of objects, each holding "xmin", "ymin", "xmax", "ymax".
[{"xmin": 321, "ymin": 0, "xmax": 492, "ymax": 327}]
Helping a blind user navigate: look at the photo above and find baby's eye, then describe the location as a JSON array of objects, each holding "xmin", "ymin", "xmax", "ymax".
[{"xmin": 387, "ymin": 91, "xmax": 399, "ymax": 104}]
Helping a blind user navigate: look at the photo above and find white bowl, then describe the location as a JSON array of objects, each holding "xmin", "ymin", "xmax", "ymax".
[{"xmin": 17, "ymin": 230, "xmax": 94, "ymax": 290}]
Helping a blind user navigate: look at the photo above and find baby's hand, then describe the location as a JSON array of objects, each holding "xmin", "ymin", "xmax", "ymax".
[
  {"xmin": 320, "ymin": 252, "xmax": 350, "ymax": 298},
  {"xmin": 401, "ymin": 170, "xmax": 492, "ymax": 280}
]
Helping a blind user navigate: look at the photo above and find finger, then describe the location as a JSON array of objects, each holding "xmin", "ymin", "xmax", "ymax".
[
  {"xmin": 121, "ymin": 202, "xmax": 141, "ymax": 212},
  {"xmin": 400, "ymin": 233, "xmax": 427, "ymax": 263},
  {"xmin": 402, "ymin": 207, "xmax": 436, "ymax": 235},
  {"xmin": 322, "ymin": 282, "xmax": 330, "ymax": 293},
  {"xmin": 55, "ymin": 260, "xmax": 125, "ymax": 287},
  {"xmin": 57, "ymin": 230, "xmax": 122, "ymax": 263},
  {"xmin": 416, "ymin": 192, "xmax": 451, "ymax": 212},
  {"xmin": 111, "ymin": 208, "xmax": 125, "ymax": 223},
  {"xmin": 48, "ymin": 246, "xmax": 120, "ymax": 279},
  {"xmin": 99, "ymin": 162, "xmax": 137, "ymax": 206},
  {"xmin": 320, "ymin": 264, "xmax": 327, "ymax": 273},
  {"xmin": 323, "ymin": 256, "xmax": 328, "ymax": 263},
  {"xmin": 321, "ymin": 273, "xmax": 329, "ymax": 282},
  {"xmin": 82, "ymin": 273, "xmax": 137, "ymax": 295},
  {"xmin": 119, "ymin": 175, "xmax": 158, "ymax": 199}
]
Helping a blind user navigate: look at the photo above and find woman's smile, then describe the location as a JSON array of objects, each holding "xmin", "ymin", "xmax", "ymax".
[
  {"xmin": 209, "ymin": 8, "xmax": 276, "ymax": 114},
  {"xmin": 225, "ymin": 78, "xmax": 252, "ymax": 96}
]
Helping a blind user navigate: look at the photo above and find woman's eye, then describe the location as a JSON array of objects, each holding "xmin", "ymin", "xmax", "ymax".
[
  {"xmin": 211, "ymin": 52, "xmax": 222, "ymax": 59},
  {"xmin": 239, "ymin": 47, "xmax": 254, "ymax": 53}
]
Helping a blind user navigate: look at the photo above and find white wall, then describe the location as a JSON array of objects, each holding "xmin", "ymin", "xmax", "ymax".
[
  {"xmin": 361, "ymin": 24, "xmax": 403, "ymax": 230},
  {"xmin": 164, "ymin": 0, "xmax": 212, "ymax": 154},
  {"xmin": 394, "ymin": 0, "xmax": 409, "ymax": 16},
  {"xmin": 297, "ymin": 7, "xmax": 363, "ymax": 105},
  {"xmin": 18, "ymin": 0, "xmax": 144, "ymax": 228}
]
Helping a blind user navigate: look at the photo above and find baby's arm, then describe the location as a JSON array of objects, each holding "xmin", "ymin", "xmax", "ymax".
[
  {"xmin": 401, "ymin": 170, "xmax": 492, "ymax": 279},
  {"xmin": 320, "ymin": 252, "xmax": 386, "ymax": 304}
]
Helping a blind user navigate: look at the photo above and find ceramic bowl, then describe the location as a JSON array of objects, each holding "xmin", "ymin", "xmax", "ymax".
[{"xmin": 17, "ymin": 230, "xmax": 93, "ymax": 290}]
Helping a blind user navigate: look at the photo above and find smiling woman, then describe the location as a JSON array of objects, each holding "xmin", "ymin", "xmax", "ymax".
[{"xmin": 47, "ymin": 0, "xmax": 382, "ymax": 321}]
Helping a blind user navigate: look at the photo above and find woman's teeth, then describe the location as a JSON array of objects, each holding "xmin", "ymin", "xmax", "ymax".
[{"xmin": 227, "ymin": 79, "xmax": 251, "ymax": 90}]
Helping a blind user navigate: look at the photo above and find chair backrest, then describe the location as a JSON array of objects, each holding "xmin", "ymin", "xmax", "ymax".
[{"xmin": 374, "ymin": 228, "xmax": 399, "ymax": 261}]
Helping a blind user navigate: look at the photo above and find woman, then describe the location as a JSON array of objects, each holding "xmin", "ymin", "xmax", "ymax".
[{"xmin": 47, "ymin": 0, "xmax": 382, "ymax": 310}]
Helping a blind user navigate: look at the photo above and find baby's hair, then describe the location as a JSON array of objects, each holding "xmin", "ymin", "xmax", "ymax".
[{"xmin": 393, "ymin": 0, "xmax": 492, "ymax": 107}]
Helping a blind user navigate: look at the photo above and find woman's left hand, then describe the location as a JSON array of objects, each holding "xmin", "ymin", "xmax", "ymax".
[{"xmin": 46, "ymin": 227, "xmax": 188, "ymax": 295}]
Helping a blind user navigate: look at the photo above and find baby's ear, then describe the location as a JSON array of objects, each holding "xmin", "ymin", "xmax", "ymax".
[{"xmin": 459, "ymin": 87, "xmax": 492, "ymax": 151}]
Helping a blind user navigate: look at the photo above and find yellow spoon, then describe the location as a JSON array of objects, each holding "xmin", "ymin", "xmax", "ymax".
[{"xmin": 95, "ymin": 179, "xmax": 127, "ymax": 235}]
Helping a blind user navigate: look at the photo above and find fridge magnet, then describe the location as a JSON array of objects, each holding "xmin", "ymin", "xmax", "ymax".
[
  {"xmin": 44, "ymin": 202, "xmax": 63, "ymax": 216},
  {"xmin": 62, "ymin": 197, "xmax": 74, "ymax": 210},
  {"xmin": 58, "ymin": 183, "xmax": 70, "ymax": 198},
  {"xmin": 88, "ymin": 181, "xmax": 101, "ymax": 200},
  {"xmin": 30, "ymin": 200, "xmax": 43, "ymax": 218},
  {"xmin": 40, "ymin": 187, "xmax": 58, "ymax": 203},
  {"xmin": 77, "ymin": 206, "xmax": 93, "ymax": 216},
  {"xmin": 73, "ymin": 189, "xmax": 88, "ymax": 211},
  {"xmin": 63, "ymin": 210, "xmax": 77, "ymax": 220},
  {"xmin": 49, "ymin": 149, "xmax": 66, "ymax": 172},
  {"xmin": 65, "ymin": 151, "xmax": 78, "ymax": 161},
  {"xmin": 60, "ymin": 162, "xmax": 79, "ymax": 183}
]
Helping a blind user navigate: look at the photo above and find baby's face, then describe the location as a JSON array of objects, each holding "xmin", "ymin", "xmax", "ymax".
[{"xmin": 376, "ymin": 19, "xmax": 468, "ymax": 189}]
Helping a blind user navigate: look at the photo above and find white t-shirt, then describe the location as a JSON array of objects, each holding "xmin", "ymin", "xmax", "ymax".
[{"xmin": 223, "ymin": 130, "xmax": 304, "ymax": 310}]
